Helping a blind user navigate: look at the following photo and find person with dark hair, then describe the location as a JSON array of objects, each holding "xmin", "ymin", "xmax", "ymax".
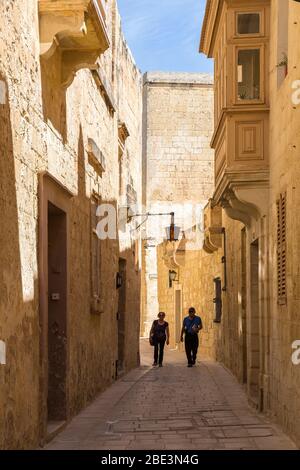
[
  {"xmin": 149, "ymin": 312, "xmax": 170, "ymax": 367},
  {"xmin": 180, "ymin": 307, "xmax": 203, "ymax": 367}
]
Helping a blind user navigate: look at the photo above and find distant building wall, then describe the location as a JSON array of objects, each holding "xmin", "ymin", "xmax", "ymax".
[{"xmin": 142, "ymin": 72, "xmax": 215, "ymax": 337}]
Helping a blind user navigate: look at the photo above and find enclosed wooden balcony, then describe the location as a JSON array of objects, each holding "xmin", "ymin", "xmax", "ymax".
[
  {"xmin": 203, "ymin": 200, "xmax": 223, "ymax": 253},
  {"xmin": 39, "ymin": 0, "xmax": 110, "ymax": 87},
  {"xmin": 212, "ymin": 109, "xmax": 269, "ymax": 214},
  {"xmin": 200, "ymin": 0, "xmax": 270, "ymax": 225}
]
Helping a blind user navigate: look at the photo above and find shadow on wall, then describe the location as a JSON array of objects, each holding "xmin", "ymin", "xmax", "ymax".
[
  {"xmin": 67, "ymin": 125, "xmax": 142, "ymax": 417},
  {"xmin": 0, "ymin": 74, "xmax": 39, "ymax": 449},
  {"xmin": 0, "ymin": 79, "xmax": 141, "ymax": 447},
  {"xmin": 40, "ymin": 50, "xmax": 67, "ymax": 142}
]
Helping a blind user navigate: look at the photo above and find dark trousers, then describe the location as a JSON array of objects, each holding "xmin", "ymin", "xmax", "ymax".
[
  {"xmin": 185, "ymin": 333, "xmax": 199, "ymax": 364},
  {"xmin": 154, "ymin": 338, "xmax": 166, "ymax": 364}
]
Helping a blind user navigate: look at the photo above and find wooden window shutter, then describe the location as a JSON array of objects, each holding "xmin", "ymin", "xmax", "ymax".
[{"xmin": 277, "ymin": 193, "xmax": 287, "ymax": 304}]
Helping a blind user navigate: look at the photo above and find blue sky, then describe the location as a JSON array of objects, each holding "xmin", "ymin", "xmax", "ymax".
[{"xmin": 117, "ymin": 0, "xmax": 213, "ymax": 74}]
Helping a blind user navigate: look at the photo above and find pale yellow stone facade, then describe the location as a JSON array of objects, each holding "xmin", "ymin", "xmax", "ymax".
[
  {"xmin": 268, "ymin": 0, "xmax": 300, "ymax": 446},
  {"xmin": 199, "ymin": 0, "xmax": 300, "ymax": 447},
  {"xmin": 0, "ymin": 0, "xmax": 142, "ymax": 449},
  {"xmin": 1, "ymin": 0, "xmax": 300, "ymax": 451},
  {"xmin": 141, "ymin": 72, "xmax": 215, "ymax": 338}
]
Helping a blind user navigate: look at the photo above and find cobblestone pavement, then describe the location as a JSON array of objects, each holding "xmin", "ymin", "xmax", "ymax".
[{"xmin": 46, "ymin": 340, "xmax": 298, "ymax": 450}]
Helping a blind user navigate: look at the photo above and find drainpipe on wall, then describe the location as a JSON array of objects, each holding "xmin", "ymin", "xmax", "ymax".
[{"xmin": 221, "ymin": 228, "xmax": 227, "ymax": 292}]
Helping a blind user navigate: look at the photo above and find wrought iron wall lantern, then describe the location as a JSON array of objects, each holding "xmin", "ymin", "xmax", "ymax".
[
  {"xmin": 127, "ymin": 211, "xmax": 180, "ymax": 242},
  {"xmin": 169, "ymin": 270, "xmax": 178, "ymax": 288}
]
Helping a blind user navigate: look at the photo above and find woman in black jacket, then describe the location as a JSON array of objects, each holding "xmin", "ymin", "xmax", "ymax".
[{"xmin": 149, "ymin": 312, "xmax": 170, "ymax": 367}]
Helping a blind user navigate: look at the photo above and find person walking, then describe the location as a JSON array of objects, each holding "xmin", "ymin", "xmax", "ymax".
[
  {"xmin": 149, "ymin": 312, "xmax": 170, "ymax": 367},
  {"xmin": 180, "ymin": 307, "xmax": 203, "ymax": 367}
]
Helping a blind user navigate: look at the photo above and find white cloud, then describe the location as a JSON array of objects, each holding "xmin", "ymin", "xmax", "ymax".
[{"xmin": 117, "ymin": 0, "xmax": 213, "ymax": 73}]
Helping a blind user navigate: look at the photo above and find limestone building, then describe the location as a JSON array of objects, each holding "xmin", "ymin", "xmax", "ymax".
[
  {"xmin": 141, "ymin": 72, "xmax": 215, "ymax": 344},
  {"xmin": 200, "ymin": 0, "xmax": 300, "ymax": 447},
  {"xmin": 0, "ymin": 0, "xmax": 142, "ymax": 448}
]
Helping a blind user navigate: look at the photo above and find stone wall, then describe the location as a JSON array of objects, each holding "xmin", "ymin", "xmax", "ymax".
[
  {"xmin": 199, "ymin": 0, "xmax": 300, "ymax": 447},
  {"xmin": 142, "ymin": 72, "xmax": 215, "ymax": 337},
  {"xmin": 0, "ymin": 0, "xmax": 142, "ymax": 449},
  {"xmin": 199, "ymin": 0, "xmax": 300, "ymax": 442}
]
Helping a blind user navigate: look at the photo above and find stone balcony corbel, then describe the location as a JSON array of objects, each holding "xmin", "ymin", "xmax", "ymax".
[
  {"xmin": 221, "ymin": 195, "xmax": 252, "ymax": 228},
  {"xmin": 220, "ymin": 182, "xmax": 269, "ymax": 228},
  {"xmin": 39, "ymin": 0, "xmax": 110, "ymax": 88},
  {"xmin": 161, "ymin": 234, "xmax": 189, "ymax": 269},
  {"xmin": 92, "ymin": 67, "xmax": 116, "ymax": 115},
  {"xmin": 118, "ymin": 120, "xmax": 130, "ymax": 147}
]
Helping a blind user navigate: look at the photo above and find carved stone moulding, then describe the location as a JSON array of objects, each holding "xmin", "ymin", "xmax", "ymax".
[
  {"xmin": 118, "ymin": 121, "xmax": 130, "ymax": 158},
  {"xmin": 203, "ymin": 200, "xmax": 223, "ymax": 253},
  {"xmin": 118, "ymin": 120, "xmax": 130, "ymax": 144},
  {"xmin": 39, "ymin": 0, "xmax": 110, "ymax": 87}
]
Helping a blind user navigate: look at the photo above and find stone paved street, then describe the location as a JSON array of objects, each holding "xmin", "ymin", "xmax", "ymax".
[{"xmin": 46, "ymin": 340, "xmax": 298, "ymax": 450}]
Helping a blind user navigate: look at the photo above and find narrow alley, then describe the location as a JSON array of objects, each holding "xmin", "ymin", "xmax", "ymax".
[
  {"xmin": 1, "ymin": 0, "xmax": 300, "ymax": 454},
  {"xmin": 46, "ymin": 341, "xmax": 296, "ymax": 451}
]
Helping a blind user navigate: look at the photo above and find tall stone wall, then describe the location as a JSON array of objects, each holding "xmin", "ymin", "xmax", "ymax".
[
  {"xmin": 267, "ymin": 0, "xmax": 300, "ymax": 446},
  {"xmin": 142, "ymin": 72, "xmax": 215, "ymax": 336},
  {"xmin": 0, "ymin": 0, "xmax": 142, "ymax": 449}
]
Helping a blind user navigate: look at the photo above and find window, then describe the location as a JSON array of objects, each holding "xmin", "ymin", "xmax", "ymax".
[
  {"xmin": 237, "ymin": 49, "xmax": 260, "ymax": 100},
  {"xmin": 277, "ymin": 193, "xmax": 287, "ymax": 305},
  {"xmin": 237, "ymin": 13, "xmax": 260, "ymax": 35},
  {"xmin": 91, "ymin": 195, "xmax": 102, "ymax": 313}
]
